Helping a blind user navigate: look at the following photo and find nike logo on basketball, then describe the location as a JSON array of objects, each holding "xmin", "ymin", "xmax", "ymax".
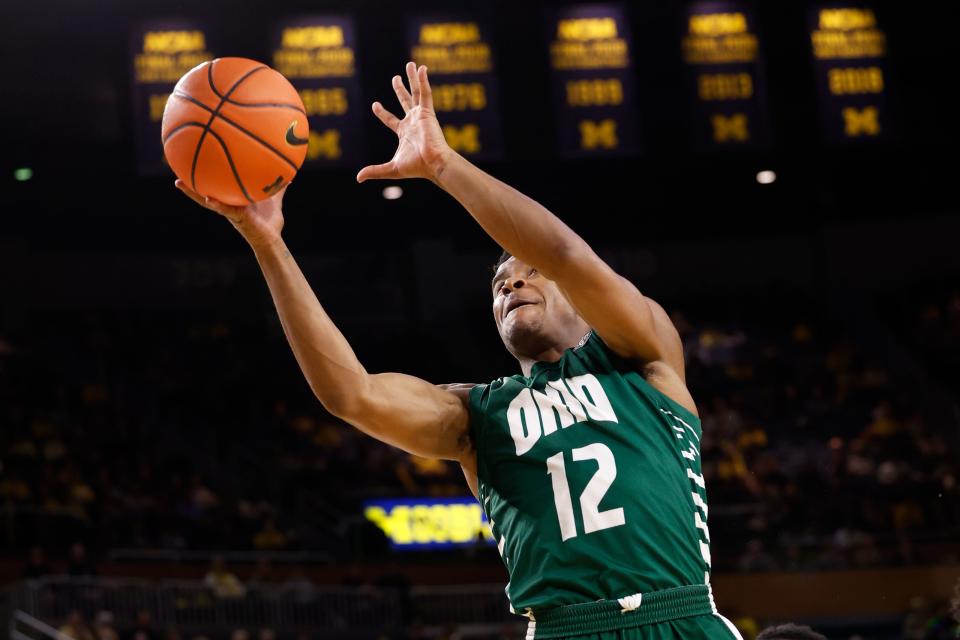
[
  {"xmin": 285, "ymin": 121, "xmax": 308, "ymax": 146},
  {"xmin": 262, "ymin": 176, "xmax": 285, "ymax": 195}
]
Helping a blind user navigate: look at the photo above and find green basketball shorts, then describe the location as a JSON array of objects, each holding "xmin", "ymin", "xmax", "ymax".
[{"xmin": 523, "ymin": 585, "xmax": 743, "ymax": 640}]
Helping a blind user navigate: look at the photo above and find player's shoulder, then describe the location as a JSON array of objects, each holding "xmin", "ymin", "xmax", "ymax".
[
  {"xmin": 437, "ymin": 382, "xmax": 479, "ymax": 395},
  {"xmin": 614, "ymin": 295, "xmax": 685, "ymax": 375}
]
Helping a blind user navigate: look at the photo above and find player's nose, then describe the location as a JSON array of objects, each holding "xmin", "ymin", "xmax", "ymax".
[{"xmin": 499, "ymin": 277, "xmax": 525, "ymax": 296}]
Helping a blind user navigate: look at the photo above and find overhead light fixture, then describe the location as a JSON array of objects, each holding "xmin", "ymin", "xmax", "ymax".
[
  {"xmin": 756, "ymin": 170, "xmax": 776, "ymax": 185},
  {"xmin": 382, "ymin": 185, "xmax": 403, "ymax": 200}
]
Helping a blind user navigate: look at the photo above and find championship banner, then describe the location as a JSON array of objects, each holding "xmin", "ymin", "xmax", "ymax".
[
  {"xmin": 546, "ymin": 4, "xmax": 640, "ymax": 158},
  {"xmin": 272, "ymin": 16, "xmax": 364, "ymax": 167},
  {"xmin": 809, "ymin": 5, "xmax": 891, "ymax": 142},
  {"xmin": 132, "ymin": 20, "xmax": 214, "ymax": 175},
  {"xmin": 364, "ymin": 497, "xmax": 495, "ymax": 550},
  {"xmin": 407, "ymin": 15, "xmax": 503, "ymax": 161},
  {"xmin": 681, "ymin": 2, "xmax": 769, "ymax": 150}
]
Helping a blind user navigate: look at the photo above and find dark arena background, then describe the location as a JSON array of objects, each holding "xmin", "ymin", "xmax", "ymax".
[{"xmin": 1, "ymin": 0, "xmax": 959, "ymax": 639}]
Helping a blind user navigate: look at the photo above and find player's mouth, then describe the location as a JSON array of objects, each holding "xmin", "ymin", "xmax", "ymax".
[{"xmin": 504, "ymin": 298, "xmax": 537, "ymax": 319}]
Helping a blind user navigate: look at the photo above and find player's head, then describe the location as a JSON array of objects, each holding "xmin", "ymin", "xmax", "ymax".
[
  {"xmin": 756, "ymin": 623, "xmax": 827, "ymax": 640},
  {"xmin": 490, "ymin": 251, "xmax": 589, "ymax": 361}
]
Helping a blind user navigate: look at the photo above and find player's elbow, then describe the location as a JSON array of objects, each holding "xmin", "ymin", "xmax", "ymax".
[
  {"xmin": 541, "ymin": 236, "xmax": 595, "ymax": 282},
  {"xmin": 312, "ymin": 378, "xmax": 373, "ymax": 423}
]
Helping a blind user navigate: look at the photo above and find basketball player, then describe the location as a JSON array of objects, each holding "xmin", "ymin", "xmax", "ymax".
[{"xmin": 176, "ymin": 62, "xmax": 741, "ymax": 639}]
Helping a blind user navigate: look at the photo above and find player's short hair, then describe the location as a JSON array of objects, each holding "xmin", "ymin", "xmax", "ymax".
[
  {"xmin": 756, "ymin": 623, "xmax": 827, "ymax": 640},
  {"xmin": 492, "ymin": 250, "xmax": 512, "ymax": 273}
]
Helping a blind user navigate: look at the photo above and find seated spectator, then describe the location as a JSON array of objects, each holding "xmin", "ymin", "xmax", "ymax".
[
  {"xmin": 756, "ymin": 623, "xmax": 826, "ymax": 640},
  {"xmin": 0, "ymin": 471, "xmax": 32, "ymax": 502},
  {"xmin": 247, "ymin": 558, "xmax": 276, "ymax": 593},
  {"xmin": 59, "ymin": 610, "xmax": 95, "ymax": 640},
  {"xmin": 22, "ymin": 546, "xmax": 53, "ymax": 579},
  {"xmin": 128, "ymin": 610, "xmax": 155, "ymax": 640},
  {"xmin": 93, "ymin": 611, "xmax": 119, "ymax": 640},
  {"xmin": 253, "ymin": 519, "xmax": 287, "ymax": 551},
  {"xmin": 204, "ymin": 555, "xmax": 246, "ymax": 598},
  {"xmin": 737, "ymin": 539, "xmax": 778, "ymax": 573},
  {"xmin": 281, "ymin": 568, "xmax": 316, "ymax": 604},
  {"xmin": 67, "ymin": 542, "xmax": 96, "ymax": 577}
]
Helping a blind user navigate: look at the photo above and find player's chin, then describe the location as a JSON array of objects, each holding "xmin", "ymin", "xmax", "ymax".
[{"xmin": 502, "ymin": 314, "xmax": 546, "ymax": 352}]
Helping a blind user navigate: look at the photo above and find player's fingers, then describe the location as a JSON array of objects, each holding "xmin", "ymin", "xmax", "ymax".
[
  {"xmin": 372, "ymin": 102, "xmax": 401, "ymax": 132},
  {"xmin": 175, "ymin": 179, "xmax": 212, "ymax": 209},
  {"xmin": 392, "ymin": 75, "xmax": 413, "ymax": 113},
  {"xmin": 356, "ymin": 161, "xmax": 397, "ymax": 183},
  {"xmin": 267, "ymin": 184, "xmax": 289, "ymax": 206},
  {"xmin": 175, "ymin": 180, "xmax": 237, "ymax": 220},
  {"xmin": 406, "ymin": 61, "xmax": 421, "ymax": 106},
  {"xmin": 418, "ymin": 66, "xmax": 433, "ymax": 111}
]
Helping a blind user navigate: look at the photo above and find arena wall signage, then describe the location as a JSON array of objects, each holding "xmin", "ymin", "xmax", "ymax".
[
  {"xmin": 809, "ymin": 5, "xmax": 891, "ymax": 142},
  {"xmin": 680, "ymin": 2, "xmax": 770, "ymax": 150},
  {"xmin": 364, "ymin": 497, "xmax": 496, "ymax": 550},
  {"xmin": 407, "ymin": 14, "xmax": 504, "ymax": 161},
  {"xmin": 272, "ymin": 15, "xmax": 364, "ymax": 167},
  {"xmin": 545, "ymin": 4, "xmax": 640, "ymax": 158},
  {"xmin": 132, "ymin": 20, "xmax": 214, "ymax": 175}
]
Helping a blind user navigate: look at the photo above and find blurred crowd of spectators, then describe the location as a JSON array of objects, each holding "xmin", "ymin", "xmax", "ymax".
[
  {"xmin": 0, "ymin": 284, "xmax": 957, "ymax": 574},
  {"xmin": 884, "ymin": 282, "xmax": 960, "ymax": 390},
  {"xmin": 671, "ymin": 295, "xmax": 959, "ymax": 571}
]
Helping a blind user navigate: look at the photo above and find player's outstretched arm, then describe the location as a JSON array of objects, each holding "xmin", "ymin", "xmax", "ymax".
[
  {"xmin": 174, "ymin": 180, "xmax": 471, "ymax": 461},
  {"xmin": 358, "ymin": 64, "xmax": 680, "ymax": 374}
]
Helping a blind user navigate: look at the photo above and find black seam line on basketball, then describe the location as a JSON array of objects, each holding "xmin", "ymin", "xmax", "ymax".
[
  {"xmin": 190, "ymin": 62, "xmax": 269, "ymax": 191},
  {"xmin": 208, "ymin": 60, "xmax": 223, "ymax": 98},
  {"xmin": 192, "ymin": 60, "xmax": 220, "ymax": 189},
  {"xmin": 204, "ymin": 61, "xmax": 303, "ymax": 117},
  {"xmin": 191, "ymin": 62, "xmax": 268, "ymax": 190},
  {"xmin": 207, "ymin": 66, "xmax": 305, "ymax": 114},
  {"xmin": 207, "ymin": 65, "xmax": 302, "ymax": 113},
  {"xmin": 162, "ymin": 121, "xmax": 207, "ymax": 145},
  {"xmin": 164, "ymin": 121, "xmax": 253, "ymax": 203},
  {"xmin": 173, "ymin": 90, "xmax": 300, "ymax": 172},
  {"xmin": 204, "ymin": 126, "xmax": 255, "ymax": 204},
  {"xmin": 223, "ymin": 98, "xmax": 306, "ymax": 114}
]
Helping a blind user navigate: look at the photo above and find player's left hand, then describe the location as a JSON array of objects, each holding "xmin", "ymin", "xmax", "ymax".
[{"xmin": 357, "ymin": 62, "xmax": 453, "ymax": 184}]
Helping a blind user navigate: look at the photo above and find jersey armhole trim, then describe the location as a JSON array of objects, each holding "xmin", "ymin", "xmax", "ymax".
[
  {"xmin": 467, "ymin": 384, "xmax": 490, "ymax": 479},
  {"xmin": 648, "ymin": 384, "xmax": 701, "ymax": 429},
  {"xmin": 592, "ymin": 330, "xmax": 701, "ymax": 429}
]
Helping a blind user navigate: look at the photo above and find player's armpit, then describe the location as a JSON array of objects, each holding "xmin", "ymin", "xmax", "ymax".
[{"xmin": 331, "ymin": 372, "xmax": 473, "ymax": 462}]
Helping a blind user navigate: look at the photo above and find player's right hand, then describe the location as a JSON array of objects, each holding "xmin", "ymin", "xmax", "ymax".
[
  {"xmin": 357, "ymin": 62, "xmax": 453, "ymax": 184},
  {"xmin": 175, "ymin": 179, "xmax": 286, "ymax": 251}
]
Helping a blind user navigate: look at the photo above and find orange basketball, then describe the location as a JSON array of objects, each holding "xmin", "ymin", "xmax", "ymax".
[{"xmin": 161, "ymin": 57, "xmax": 309, "ymax": 206}]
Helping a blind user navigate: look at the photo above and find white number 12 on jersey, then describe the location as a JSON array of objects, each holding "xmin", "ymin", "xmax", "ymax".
[{"xmin": 546, "ymin": 442, "xmax": 625, "ymax": 541}]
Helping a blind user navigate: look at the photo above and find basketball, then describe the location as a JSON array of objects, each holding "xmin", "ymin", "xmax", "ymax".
[{"xmin": 161, "ymin": 57, "xmax": 309, "ymax": 206}]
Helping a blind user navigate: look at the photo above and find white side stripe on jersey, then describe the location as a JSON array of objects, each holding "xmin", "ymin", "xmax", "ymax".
[
  {"xmin": 692, "ymin": 491, "xmax": 709, "ymax": 518},
  {"xmin": 700, "ymin": 540, "xmax": 712, "ymax": 567},
  {"xmin": 687, "ymin": 469, "xmax": 706, "ymax": 488},
  {"xmin": 694, "ymin": 511, "xmax": 710, "ymax": 541},
  {"xmin": 660, "ymin": 409, "xmax": 701, "ymax": 442}
]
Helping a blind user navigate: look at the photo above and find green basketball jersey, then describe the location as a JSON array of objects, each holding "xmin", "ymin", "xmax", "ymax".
[{"xmin": 468, "ymin": 331, "xmax": 711, "ymax": 613}]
